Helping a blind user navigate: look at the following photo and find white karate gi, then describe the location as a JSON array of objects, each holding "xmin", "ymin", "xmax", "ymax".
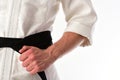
[{"xmin": 0, "ymin": 0, "xmax": 97, "ymax": 80}]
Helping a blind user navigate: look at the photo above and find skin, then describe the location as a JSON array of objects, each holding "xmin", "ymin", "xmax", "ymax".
[{"xmin": 19, "ymin": 32, "xmax": 89, "ymax": 74}]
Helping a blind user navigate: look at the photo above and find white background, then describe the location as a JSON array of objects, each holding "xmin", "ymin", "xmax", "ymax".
[{"xmin": 51, "ymin": 0, "xmax": 120, "ymax": 80}]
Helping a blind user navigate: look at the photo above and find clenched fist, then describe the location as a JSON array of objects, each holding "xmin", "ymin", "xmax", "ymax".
[{"xmin": 19, "ymin": 45, "xmax": 56, "ymax": 74}]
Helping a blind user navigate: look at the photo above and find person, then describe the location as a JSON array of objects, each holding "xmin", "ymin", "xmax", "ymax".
[{"xmin": 0, "ymin": 0, "xmax": 97, "ymax": 80}]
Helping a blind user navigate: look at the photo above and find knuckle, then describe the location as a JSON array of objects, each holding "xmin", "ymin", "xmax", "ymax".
[
  {"xmin": 34, "ymin": 61, "xmax": 39, "ymax": 65},
  {"xmin": 20, "ymin": 55, "xmax": 25, "ymax": 61},
  {"xmin": 30, "ymin": 55, "xmax": 35, "ymax": 60},
  {"xmin": 23, "ymin": 46, "xmax": 27, "ymax": 49},
  {"xmin": 29, "ymin": 49, "xmax": 34, "ymax": 53},
  {"xmin": 31, "ymin": 47, "xmax": 36, "ymax": 51},
  {"xmin": 26, "ymin": 67, "xmax": 31, "ymax": 71}
]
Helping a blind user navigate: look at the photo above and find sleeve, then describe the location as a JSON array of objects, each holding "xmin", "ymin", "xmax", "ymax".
[{"xmin": 60, "ymin": 0, "xmax": 97, "ymax": 46}]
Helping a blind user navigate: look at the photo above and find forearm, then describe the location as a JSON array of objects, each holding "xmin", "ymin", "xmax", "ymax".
[
  {"xmin": 19, "ymin": 32, "xmax": 90, "ymax": 73},
  {"xmin": 46, "ymin": 32, "xmax": 89, "ymax": 60}
]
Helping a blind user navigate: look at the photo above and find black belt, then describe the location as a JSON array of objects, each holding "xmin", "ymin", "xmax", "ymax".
[{"xmin": 0, "ymin": 31, "xmax": 52, "ymax": 80}]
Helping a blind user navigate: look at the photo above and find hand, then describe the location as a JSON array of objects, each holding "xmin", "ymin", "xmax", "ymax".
[{"xmin": 19, "ymin": 45, "xmax": 55, "ymax": 74}]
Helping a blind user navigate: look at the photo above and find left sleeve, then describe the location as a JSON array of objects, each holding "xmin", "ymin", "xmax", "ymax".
[{"xmin": 60, "ymin": 0, "xmax": 97, "ymax": 46}]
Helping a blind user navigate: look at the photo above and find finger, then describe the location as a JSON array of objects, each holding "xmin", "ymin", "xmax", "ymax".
[
  {"xmin": 19, "ymin": 45, "xmax": 31, "ymax": 53},
  {"xmin": 30, "ymin": 62, "xmax": 45, "ymax": 74},
  {"xmin": 22, "ymin": 57, "xmax": 32, "ymax": 67},
  {"xmin": 26, "ymin": 62, "xmax": 35, "ymax": 72},
  {"xmin": 30, "ymin": 66, "xmax": 40, "ymax": 74},
  {"xmin": 19, "ymin": 49, "xmax": 32, "ymax": 61}
]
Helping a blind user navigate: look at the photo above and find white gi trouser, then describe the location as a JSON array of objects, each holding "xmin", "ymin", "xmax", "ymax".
[{"xmin": 0, "ymin": 0, "xmax": 97, "ymax": 80}]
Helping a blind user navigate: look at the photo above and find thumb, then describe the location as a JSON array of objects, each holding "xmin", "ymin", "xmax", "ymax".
[{"xmin": 19, "ymin": 45, "xmax": 31, "ymax": 54}]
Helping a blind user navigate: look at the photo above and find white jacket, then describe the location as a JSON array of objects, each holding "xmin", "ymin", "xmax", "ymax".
[{"xmin": 0, "ymin": 0, "xmax": 97, "ymax": 80}]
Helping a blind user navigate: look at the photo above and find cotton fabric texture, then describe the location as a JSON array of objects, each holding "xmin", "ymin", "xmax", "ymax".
[{"xmin": 0, "ymin": 0, "xmax": 97, "ymax": 80}]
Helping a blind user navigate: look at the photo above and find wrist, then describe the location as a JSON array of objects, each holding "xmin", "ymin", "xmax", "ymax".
[{"xmin": 45, "ymin": 44, "xmax": 60, "ymax": 62}]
